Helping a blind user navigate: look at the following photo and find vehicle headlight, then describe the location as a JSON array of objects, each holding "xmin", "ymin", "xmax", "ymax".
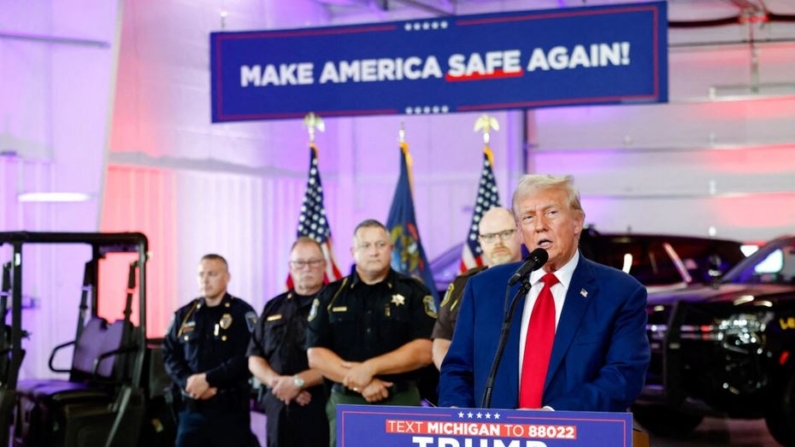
[{"xmin": 716, "ymin": 312, "xmax": 773, "ymax": 348}]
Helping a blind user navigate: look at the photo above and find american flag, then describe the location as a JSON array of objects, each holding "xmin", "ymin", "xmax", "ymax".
[
  {"xmin": 459, "ymin": 148, "xmax": 501, "ymax": 273},
  {"xmin": 289, "ymin": 144, "xmax": 343, "ymax": 286}
]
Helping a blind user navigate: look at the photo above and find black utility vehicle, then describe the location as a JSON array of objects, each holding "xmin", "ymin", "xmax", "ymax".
[
  {"xmin": 634, "ymin": 234, "xmax": 795, "ymax": 447},
  {"xmin": 0, "ymin": 232, "xmax": 173, "ymax": 447}
]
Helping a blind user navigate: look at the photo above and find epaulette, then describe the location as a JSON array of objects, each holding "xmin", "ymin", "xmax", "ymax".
[{"xmin": 460, "ymin": 265, "xmax": 488, "ymax": 279}]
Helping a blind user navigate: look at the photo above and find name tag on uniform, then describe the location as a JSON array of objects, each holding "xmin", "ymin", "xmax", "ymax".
[
  {"xmin": 332, "ymin": 306, "xmax": 348, "ymax": 312},
  {"xmin": 266, "ymin": 314, "xmax": 283, "ymax": 321}
]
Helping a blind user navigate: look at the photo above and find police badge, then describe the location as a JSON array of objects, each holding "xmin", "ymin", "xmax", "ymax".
[
  {"xmin": 219, "ymin": 313, "xmax": 233, "ymax": 330},
  {"xmin": 391, "ymin": 294, "xmax": 406, "ymax": 306}
]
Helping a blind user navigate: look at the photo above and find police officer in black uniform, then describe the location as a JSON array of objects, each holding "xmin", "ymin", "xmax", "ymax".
[
  {"xmin": 248, "ymin": 237, "xmax": 329, "ymax": 447},
  {"xmin": 307, "ymin": 219, "xmax": 436, "ymax": 447},
  {"xmin": 432, "ymin": 207, "xmax": 523, "ymax": 369},
  {"xmin": 163, "ymin": 254, "xmax": 259, "ymax": 447}
]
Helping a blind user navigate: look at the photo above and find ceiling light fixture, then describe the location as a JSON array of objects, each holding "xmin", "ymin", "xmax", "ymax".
[{"xmin": 17, "ymin": 192, "xmax": 93, "ymax": 203}]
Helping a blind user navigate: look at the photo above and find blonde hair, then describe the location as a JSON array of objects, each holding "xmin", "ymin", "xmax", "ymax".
[{"xmin": 512, "ymin": 174, "xmax": 584, "ymax": 218}]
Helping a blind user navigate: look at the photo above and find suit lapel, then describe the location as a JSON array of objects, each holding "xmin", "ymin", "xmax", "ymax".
[{"xmin": 545, "ymin": 258, "xmax": 597, "ymax": 388}]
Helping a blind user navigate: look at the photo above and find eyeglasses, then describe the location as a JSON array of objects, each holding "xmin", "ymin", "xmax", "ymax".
[
  {"xmin": 478, "ymin": 229, "xmax": 517, "ymax": 243},
  {"xmin": 290, "ymin": 259, "xmax": 324, "ymax": 269},
  {"xmin": 356, "ymin": 241, "xmax": 390, "ymax": 250}
]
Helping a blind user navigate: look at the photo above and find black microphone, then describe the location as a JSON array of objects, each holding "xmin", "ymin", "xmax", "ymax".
[
  {"xmin": 508, "ymin": 248, "xmax": 549, "ymax": 286},
  {"xmin": 481, "ymin": 248, "xmax": 549, "ymax": 408}
]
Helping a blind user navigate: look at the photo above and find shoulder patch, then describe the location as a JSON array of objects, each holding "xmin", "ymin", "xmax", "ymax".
[
  {"xmin": 423, "ymin": 295, "xmax": 438, "ymax": 319},
  {"xmin": 308, "ymin": 298, "xmax": 320, "ymax": 322},
  {"xmin": 440, "ymin": 282, "xmax": 455, "ymax": 307},
  {"xmin": 245, "ymin": 311, "xmax": 258, "ymax": 332}
]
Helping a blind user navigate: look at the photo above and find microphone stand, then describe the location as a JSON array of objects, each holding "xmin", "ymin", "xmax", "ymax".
[{"xmin": 480, "ymin": 278, "xmax": 533, "ymax": 408}]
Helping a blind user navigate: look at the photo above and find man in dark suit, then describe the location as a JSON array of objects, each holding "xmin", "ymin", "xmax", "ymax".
[{"xmin": 439, "ymin": 174, "xmax": 650, "ymax": 411}]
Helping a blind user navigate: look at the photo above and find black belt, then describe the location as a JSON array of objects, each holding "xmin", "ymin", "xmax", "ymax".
[{"xmin": 331, "ymin": 381, "xmax": 416, "ymax": 396}]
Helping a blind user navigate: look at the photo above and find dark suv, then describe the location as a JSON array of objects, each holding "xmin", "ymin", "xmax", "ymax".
[{"xmin": 633, "ymin": 234, "xmax": 795, "ymax": 447}]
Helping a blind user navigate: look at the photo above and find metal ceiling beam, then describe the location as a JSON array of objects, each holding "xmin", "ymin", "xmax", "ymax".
[{"xmin": 0, "ymin": 31, "xmax": 109, "ymax": 48}]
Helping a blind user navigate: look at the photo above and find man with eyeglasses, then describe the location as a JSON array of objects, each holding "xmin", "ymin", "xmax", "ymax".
[
  {"xmin": 306, "ymin": 219, "xmax": 436, "ymax": 447},
  {"xmin": 432, "ymin": 207, "xmax": 523, "ymax": 369},
  {"xmin": 247, "ymin": 237, "xmax": 329, "ymax": 447}
]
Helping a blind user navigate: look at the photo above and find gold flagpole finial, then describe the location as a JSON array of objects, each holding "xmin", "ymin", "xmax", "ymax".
[
  {"xmin": 303, "ymin": 112, "xmax": 325, "ymax": 143},
  {"xmin": 399, "ymin": 122, "xmax": 406, "ymax": 144},
  {"xmin": 473, "ymin": 114, "xmax": 499, "ymax": 145}
]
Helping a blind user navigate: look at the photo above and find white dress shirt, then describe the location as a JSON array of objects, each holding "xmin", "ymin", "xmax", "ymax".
[{"xmin": 518, "ymin": 250, "xmax": 580, "ymax": 378}]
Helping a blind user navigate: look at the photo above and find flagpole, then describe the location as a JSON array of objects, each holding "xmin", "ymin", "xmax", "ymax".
[
  {"xmin": 474, "ymin": 113, "xmax": 499, "ymax": 164},
  {"xmin": 458, "ymin": 115, "xmax": 502, "ymax": 274},
  {"xmin": 288, "ymin": 112, "xmax": 343, "ymax": 287},
  {"xmin": 386, "ymin": 123, "xmax": 439, "ymax": 301},
  {"xmin": 399, "ymin": 122, "xmax": 414, "ymax": 192}
]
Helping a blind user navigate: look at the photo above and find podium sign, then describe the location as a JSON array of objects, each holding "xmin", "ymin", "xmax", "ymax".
[{"xmin": 337, "ymin": 404, "xmax": 633, "ymax": 446}]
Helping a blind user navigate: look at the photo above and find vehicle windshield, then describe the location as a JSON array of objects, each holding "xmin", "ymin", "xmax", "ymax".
[
  {"xmin": 723, "ymin": 237, "xmax": 795, "ymax": 285},
  {"xmin": 587, "ymin": 239, "xmax": 690, "ymax": 287}
]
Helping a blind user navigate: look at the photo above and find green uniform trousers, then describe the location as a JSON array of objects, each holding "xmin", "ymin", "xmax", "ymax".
[{"xmin": 326, "ymin": 386, "xmax": 421, "ymax": 447}]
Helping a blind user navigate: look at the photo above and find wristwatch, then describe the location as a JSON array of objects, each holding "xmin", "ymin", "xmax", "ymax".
[{"xmin": 292, "ymin": 375, "xmax": 305, "ymax": 389}]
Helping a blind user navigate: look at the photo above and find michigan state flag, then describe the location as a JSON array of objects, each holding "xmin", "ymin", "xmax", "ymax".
[{"xmin": 386, "ymin": 142, "xmax": 439, "ymax": 303}]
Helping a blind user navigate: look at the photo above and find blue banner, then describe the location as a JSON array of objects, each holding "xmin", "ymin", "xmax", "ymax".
[
  {"xmin": 210, "ymin": 2, "xmax": 667, "ymax": 122},
  {"xmin": 337, "ymin": 404, "xmax": 634, "ymax": 447}
]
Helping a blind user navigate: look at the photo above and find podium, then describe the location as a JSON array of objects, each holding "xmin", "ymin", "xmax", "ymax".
[{"xmin": 338, "ymin": 404, "xmax": 647, "ymax": 446}]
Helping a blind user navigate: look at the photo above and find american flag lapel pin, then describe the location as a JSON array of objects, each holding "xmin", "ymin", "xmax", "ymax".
[{"xmin": 580, "ymin": 288, "xmax": 588, "ymax": 298}]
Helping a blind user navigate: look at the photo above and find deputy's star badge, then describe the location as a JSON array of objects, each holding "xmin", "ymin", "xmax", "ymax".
[{"xmin": 391, "ymin": 294, "xmax": 406, "ymax": 306}]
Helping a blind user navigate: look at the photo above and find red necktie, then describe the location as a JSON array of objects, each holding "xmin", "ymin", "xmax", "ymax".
[{"xmin": 519, "ymin": 272, "xmax": 559, "ymax": 408}]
